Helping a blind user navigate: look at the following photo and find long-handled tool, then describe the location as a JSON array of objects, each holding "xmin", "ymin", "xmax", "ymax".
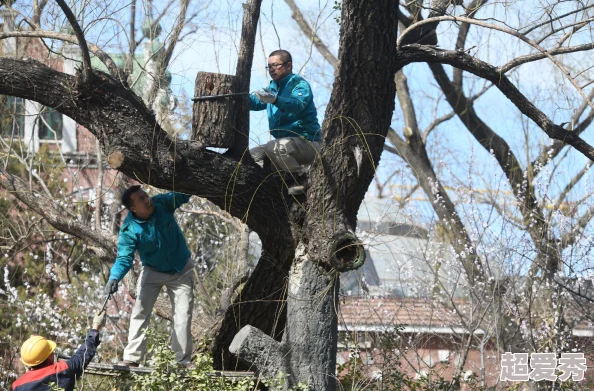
[
  {"xmin": 100, "ymin": 293, "xmax": 111, "ymax": 313},
  {"xmin": 191, "ymin": 92, "xmax": 250, "ymax": 102}
]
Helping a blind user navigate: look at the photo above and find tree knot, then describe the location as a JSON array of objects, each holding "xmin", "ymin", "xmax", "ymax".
[{"xmin": 330, "ymin": 231, "xmax": 365, "ymax": 272}]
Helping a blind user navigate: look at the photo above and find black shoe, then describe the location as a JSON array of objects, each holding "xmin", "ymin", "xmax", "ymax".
[{"xmin": 288, "ymin": 172, "xmax": 308, "ymax": 196}]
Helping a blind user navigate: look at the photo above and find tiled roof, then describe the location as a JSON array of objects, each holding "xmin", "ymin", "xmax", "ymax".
[{"xmin": 339, "ymin": 296, "xmax": 464, "ymax": 331}]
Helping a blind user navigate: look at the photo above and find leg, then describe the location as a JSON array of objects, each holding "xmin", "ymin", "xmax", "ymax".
[
  {"xmin": 262, "ymin": 138, "xmax": 302, "ymax": 173},
  {"xmin": 287, "ymin": 138, "xmax": 321, "ymax": 167},
  {"xmin": 123, "ymin": 268, "xmax": 163, "ymax": 363},
  {"xmin": 165, "ymin": 259, "xmax": 195, "ymax": 364}
]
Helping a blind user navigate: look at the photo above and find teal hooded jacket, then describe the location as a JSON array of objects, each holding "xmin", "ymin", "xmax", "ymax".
[
  {"xmin": 108, "ymin": 192, "xmax": 191, "ymax": 281},
  {"xmin": 249, "ymin": 73, "xmax": 321, "ymax": 141}
]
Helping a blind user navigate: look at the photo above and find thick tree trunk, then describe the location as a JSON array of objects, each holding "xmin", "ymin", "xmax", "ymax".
[
  {"xmin": 191, "ymin": 72, "xmax": 238, "ymax": 148},
  {"xmin": 227, "ymin": 0, "xmax": 399, "ymax": 387},
  {"xmin": 231, "ymin": 252, "xmax": 339, "ymax": 390}
]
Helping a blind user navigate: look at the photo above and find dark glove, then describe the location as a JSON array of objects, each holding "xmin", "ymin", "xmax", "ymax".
[
  {"xmin": 105, "ymin": 279, "xmax": 118, "ymax": 295},
  {"xmin": 92, "ymin": 311, "xmax": 106, "ymax": 330}
]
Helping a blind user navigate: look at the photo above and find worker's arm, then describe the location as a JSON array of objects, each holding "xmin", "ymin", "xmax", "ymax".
[
  {"xmin": 273, "ymin": 82, "xmax": 312, "ymax": 114},
  {"xmin": 108, "ymin": 229, "xmax": 137, "ymax": 281},
  {"xmin": 162, "ymin": 192, "xmax": 191, "ymax": 212},
  {"xmin": 66, "ymin": 330, "xmax": 101, "ymax": 377},
  {"xmin": 249, "ymin": 93, "xmax": 267, "ymax": 111}
]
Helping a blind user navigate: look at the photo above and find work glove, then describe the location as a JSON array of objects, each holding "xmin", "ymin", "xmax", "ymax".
[
  {"xmin": 105, "ymin": 279, "xmax": 118, "ymax": 295},
  {"xmin": 255, "ymin": 89, "xmax": 277, "ymax": 104},
  {"xmin": 92, "ymin": 311, "xmax": 106, "ymax": 330}
]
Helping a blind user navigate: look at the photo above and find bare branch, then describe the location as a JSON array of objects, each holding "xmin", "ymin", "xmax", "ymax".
[
  {"xmin": 0, "ymin": 168, "xmax": 117, "ymax": 258},
  {"xmin": 134, "ymin": 0, "xmax": 176, "ymax": 48},
  {"xmin": 398, "ymin": 45, "xmax": 594, "ymax": 162},
  {"xmin": 521, "ymin": 4, "xmax": 594, "ymax": 36},
  {"xmin": 125, "ymin": 0, "xmax": 137, "ymax": 76},
  {"xmin": 536, "ymin": 18, "xmax": 594, "ymax": 45},
  {"xmin": 556, "ymin": 164, "xmax": 591, "ymax": 206},
  {"xmin": 145, "ymin": 0, "xmax": 190, "ymax": 106},
  {"xmin": 499, "ymin": 43, "xmax": 594, "ymax": 73},
  {"xmin": 453, "ymin": 0, "xmax": 490, "ymax": 88},
  {"xmin": 422, "ymin": 110, "xmax": 455, "ymax": 143},
  {"xmin": 560, "ymin": 205, "xmax": 594, "ymax": 249},
  {"xmin": 54, "ymin": 0, "xmax": 93, "ymax": 83},
  {"xmin": 530, "ymin": 90, "xmax": 594, "ymax": 176},
  {"xmin": 0, "ymin": 30, "xmax": 120, "ymax": 78},
  {"xmin": 284, "ymin": 0, "xmax": 338, "ymax": 68},
  {"xmin": 395, "ymin": 70, "xmax": 421, "ymax": 144},
  {"xmin": 32, "ymin": 0, "xmax": 49, "ymax": 27},
  {"xmin": 398, "ymin": 15, "xmax": 594, "ymax": 111}
]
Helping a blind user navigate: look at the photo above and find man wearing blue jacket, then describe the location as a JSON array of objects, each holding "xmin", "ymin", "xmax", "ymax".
[
  {"xmin": 104, "ymin": 186, "xmax": 194, "ymax": 368},
  {"xmin": 12, "ymin": 312, "xmax": 105, "ymax": 391},
  {"xmin": 250, "ymin": 49, "xmax": 321, "ymax": 195}
]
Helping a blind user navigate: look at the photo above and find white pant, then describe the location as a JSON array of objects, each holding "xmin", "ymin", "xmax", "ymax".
[
  {"xmin": 123, "ymin": 258, "xmax": 194, "ymax": 364},
  {"xmin": 250, "ymin": 137, "xmax": 321, "ymax": 173}
]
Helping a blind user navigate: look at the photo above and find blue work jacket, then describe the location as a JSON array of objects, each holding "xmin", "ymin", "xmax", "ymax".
[
  {"xmin": 250, "ymin": 73, "xmax": 321, "ymax": 141},
  {"xmin": 12, "ymin": 330, "xmax": 100, "ymax": 391},
  {"xmin": 109, "ymin": 192, "xmax": 191, "ymax": 281}
]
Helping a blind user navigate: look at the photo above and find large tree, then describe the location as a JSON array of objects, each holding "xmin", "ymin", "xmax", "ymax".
[{"xmin": 2, "ymin": 0, "xmax": 594, "ymax": 389}]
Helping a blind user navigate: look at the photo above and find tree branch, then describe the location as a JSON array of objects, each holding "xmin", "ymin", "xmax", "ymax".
[
  {"xmin": 555, "ymin": 163, "xmax": 591, "ymax": 207},
  {"xmin": 0, "ymin": 30, "xmax": 120, "ymax": 78},
  {"xmin": 146, "ymin": 0, "xmax": 190, "ymax": 106},
  {"xmin": 499, "ymin": 43, "xmax": 594, "ymax": 74},
  {"xmin": 0, "ymin": 169, "xmax": 117, "ymax": 258},
  {"xmin": 398, "ymin": 16, "xmax": 594, "ymax": 111},
  {"xmin": 452, "ymin": 0, "xmax": 489, "ymax": 88},
  {"xmin": 225, "ymin": 0, "xmax": 263, "ymax": 157},
  {"xmin": 54, "ymin": 0, "xmax": 93, "ymax": 83},
  {"xmin": 397, "ymin": 45, "xmax": 594, "ymax": 162},
  {"xmin": 284, "ymin": 0, "xmax": 338, "ymax": 68},
  {"xmin": 530, "ymin": 90, "xmax": 594, "ymax": 176},
  {"xmin": 560, "ymin": 205, "xmax": 594, "ymax": 249}
]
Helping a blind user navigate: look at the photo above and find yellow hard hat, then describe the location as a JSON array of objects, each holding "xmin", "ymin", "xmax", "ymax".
[{"xmin": 20, "ymin": 336, "xmax": 57, "ymax": 367}]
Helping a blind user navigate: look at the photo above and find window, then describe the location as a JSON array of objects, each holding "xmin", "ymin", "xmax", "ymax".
[
  {"xmin": 1, "ymin": 96, "xmax": 25, "ymax": 138},
  {"xmin": 38, "ymin": 106, "xmax": 63, "ymax": 141}
]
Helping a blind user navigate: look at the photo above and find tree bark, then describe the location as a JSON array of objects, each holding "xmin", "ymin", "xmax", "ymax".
[
  {"xmin": 231, "ymin": 253, "xmax": 339, "ymax": 390},
  {"xmin": 225, "ymin": 0, "xmax": 262, "ymax": 158},
  {"xmin": 191, "ymin": 72, "xmax": 238, "ymax": 148},
  {"xmin": 228, "ymin": 0, "xmax": 399, "ymax": 387}
]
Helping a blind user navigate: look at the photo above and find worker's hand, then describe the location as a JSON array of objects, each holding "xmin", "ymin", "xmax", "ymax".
[
  {"xmin": 92, "ymin": 311, "xmax": 106, "ymax": 330},
  {"xmin": 255, "ymin": 89, "xmax": 277, "ymax": 104},
  {"xmin": 105, "ymin": 279, "xmax": 118, "ymax": 294}
]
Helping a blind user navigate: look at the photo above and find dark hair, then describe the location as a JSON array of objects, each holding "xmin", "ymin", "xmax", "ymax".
[
  {"xmin": 269, "ymin": 50, "xmax": 292, "ymax": 64},
  {"xmin": 122, "ymin": 185, "xmax": 142, "ymax": 209}
]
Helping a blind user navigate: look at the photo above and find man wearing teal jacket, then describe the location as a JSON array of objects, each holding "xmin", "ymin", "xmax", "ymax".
[
  {"xmin": 250, "ymin": 49, "xmax": 321, "ymax": 195},
  {"xmin": 105, "ymin": 185, "xmax": 194, "ymax": 368}
]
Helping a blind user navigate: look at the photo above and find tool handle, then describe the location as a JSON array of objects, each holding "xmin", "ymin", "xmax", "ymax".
[
  {"xmin": 100, "ymin": 294, "xmax": 111, "ymax": 313},
  {"xmin": 191, "ymin": 92, "xmax": 250, "ymax": 101}
]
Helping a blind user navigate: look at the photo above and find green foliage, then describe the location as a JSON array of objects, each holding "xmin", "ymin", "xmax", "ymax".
[
  {"xmin": 128, "ymin": 329, "xmax": 315, "ymax": 391},
  {"xmin": 130, "ymin": 328, "xmax": 255, "ymax": 391}
]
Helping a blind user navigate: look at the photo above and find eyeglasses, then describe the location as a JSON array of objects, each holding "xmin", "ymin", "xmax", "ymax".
[{"xmin": 265, "ymin": 62, "xmax": 286, "ymax": 70}]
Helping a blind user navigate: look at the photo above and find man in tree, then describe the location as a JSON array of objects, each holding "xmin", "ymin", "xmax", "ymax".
[
  {"xmin": 104, "ymin": 186, "xmax": 195, "ymax": 368},
  {"xmin": 250, "ymin": 49, "xmax": 321, "ymax": 195},
  {"xmin": 12, "ymin": 311, "xmax": 106, "ymax": 391}
]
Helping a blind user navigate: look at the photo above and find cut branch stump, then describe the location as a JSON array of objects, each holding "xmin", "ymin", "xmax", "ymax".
[{"xmin": 191, "ymin": 72, "xmax": 239, "ymax": 148}]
